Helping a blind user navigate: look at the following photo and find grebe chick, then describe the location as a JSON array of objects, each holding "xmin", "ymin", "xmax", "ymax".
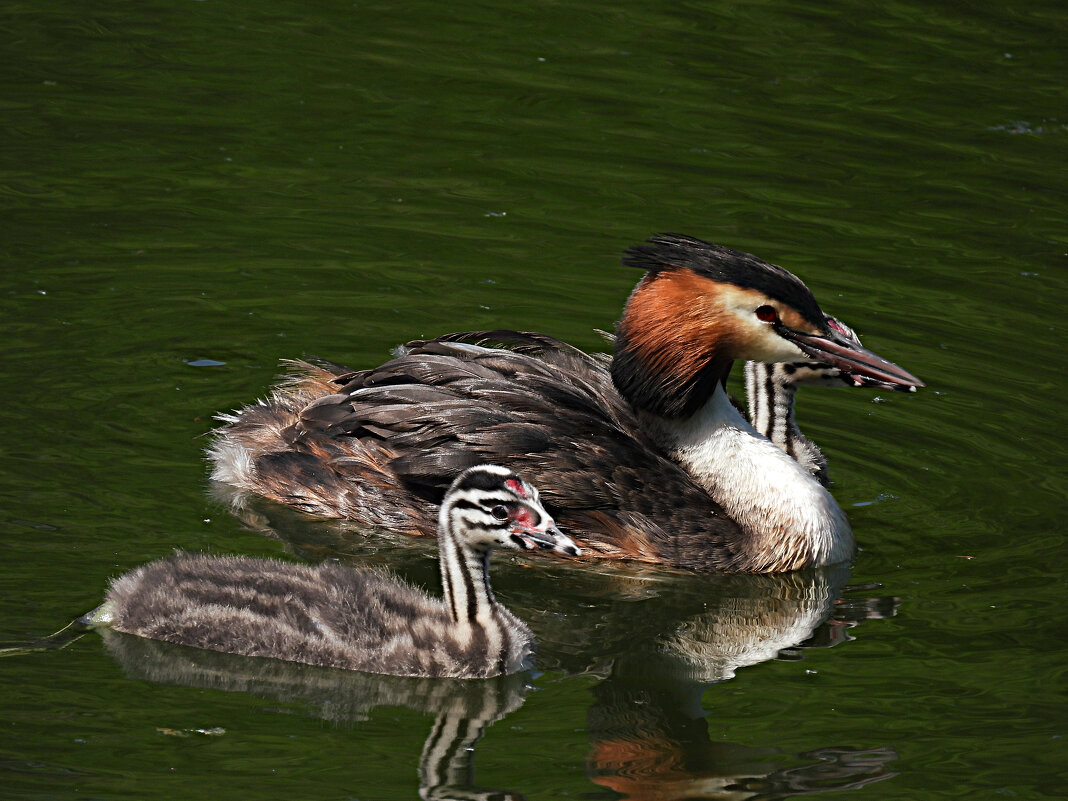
[
  {"xmin": 743, "ymin": 315, "xmax": 918, "ymax": 485},
  {"xmin": 84, "ymin": 465, "xmax": 580, "ymax": 679},
  {"xmin": 209, "ymin": 234, "xmax": 923, "ymax": 574}
]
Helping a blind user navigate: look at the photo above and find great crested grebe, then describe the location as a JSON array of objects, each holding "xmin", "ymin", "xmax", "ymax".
[
  {"xmin": 208, "ymin": 234, "xmax": 922, "ymax": 573},
  {"xmin": 84, "ymin": 465, "xmax": 579, "ymax": 679}
]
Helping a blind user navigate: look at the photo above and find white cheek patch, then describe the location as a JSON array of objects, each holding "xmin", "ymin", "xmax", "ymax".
[
  {"xmin": 749, "ymin": 325, "xmax": 808, "ymax": 363},
  {"xmin": 718, "ymin": 288, "xmax": 810, "ymax": 363}
]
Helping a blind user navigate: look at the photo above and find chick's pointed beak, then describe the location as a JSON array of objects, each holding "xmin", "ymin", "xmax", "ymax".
[
  {"xmin": 781, "ymin": 327, "xmax": 925, "ymax": 390},
  {"xmin": 511, "ymin": 520, "xmax": 581, "ymax": 557}
]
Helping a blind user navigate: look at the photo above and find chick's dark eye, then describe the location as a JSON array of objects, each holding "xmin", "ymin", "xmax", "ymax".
[
  {"xmin": 755, "ymin": 305, "xmax": 779, "ymax": 323},
  {"xmin": 491, "ymin": 505, "xmax": 510, "ymax": 521}
]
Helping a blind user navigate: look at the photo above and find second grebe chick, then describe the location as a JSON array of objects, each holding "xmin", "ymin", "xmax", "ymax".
[
  {"xmin": 743, "ymin": 315, "xmax": 917, "ymax": 485},
  {"xmin": 84, "ymin": 465, "xmax": 579, "ymax": 679}
]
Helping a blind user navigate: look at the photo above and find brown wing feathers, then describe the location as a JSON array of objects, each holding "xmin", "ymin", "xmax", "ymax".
[{"xmin": 220, "ymin": 331, "xmax": 749, "ymax": 570}]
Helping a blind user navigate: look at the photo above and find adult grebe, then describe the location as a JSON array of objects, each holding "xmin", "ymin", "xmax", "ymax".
[
  {"xmin": 208, "ymin": 234, "xmax": 922, "ymax": 573},
  {"xmin": 84, "ymin": 465, "xmax": 579, "ymax": 679}
]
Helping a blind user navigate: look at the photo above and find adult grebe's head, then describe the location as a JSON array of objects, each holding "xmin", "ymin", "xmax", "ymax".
[{"xmin": 612, "ymin": 234, "xmax": 924, "ymax": 417}]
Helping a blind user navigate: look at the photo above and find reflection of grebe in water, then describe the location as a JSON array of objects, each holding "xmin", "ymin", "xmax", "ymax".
[
  {"xmin": 580, "ymin": 568, "xmax": 899, "ymax": 799},
  {"xmin": 96, "ymin": 631, "xmax": 532, "ymax": 801},
  {"xmin": 2, "ymin": 612, "xmax": 535, "ymax": 799}
]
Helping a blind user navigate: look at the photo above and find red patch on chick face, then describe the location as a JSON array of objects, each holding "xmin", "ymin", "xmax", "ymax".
[
  {"xmin": 510, "ymin": 505, "xmax": 536, "ymax": 529},
  {"xmin": 505, "ymin": 478, "xmax": 530, "ymax": 499}
]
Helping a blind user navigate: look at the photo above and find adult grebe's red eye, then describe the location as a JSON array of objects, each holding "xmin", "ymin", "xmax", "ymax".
[{"xmin": 755, "ymin": 305, "xmax": 778, "ymax": 323}]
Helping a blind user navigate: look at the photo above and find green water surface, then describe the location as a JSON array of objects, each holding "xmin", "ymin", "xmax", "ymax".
[{"xmin": 2, "ymin": 1, "xmax": 1065, "ymax": 798}]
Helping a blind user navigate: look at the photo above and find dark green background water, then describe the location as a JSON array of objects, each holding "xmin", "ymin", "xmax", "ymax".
[{"xmin": 3, "ymin": 1, "xmax": 1065, "ymax": 798}]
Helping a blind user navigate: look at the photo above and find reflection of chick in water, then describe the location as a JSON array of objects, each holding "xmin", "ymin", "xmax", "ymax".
[
  {"xmin": 99, "ymin": 630, "xmax": 529, "ymax": 801},
  {"xmin": 585, "ymin": 568, "xmax": 899, "ymax": 800}
]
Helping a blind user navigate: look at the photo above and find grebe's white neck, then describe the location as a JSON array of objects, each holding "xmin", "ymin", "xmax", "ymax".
[{"xmin": 640, "ymin": 385, "xmax": 853, "ymax": 571}]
